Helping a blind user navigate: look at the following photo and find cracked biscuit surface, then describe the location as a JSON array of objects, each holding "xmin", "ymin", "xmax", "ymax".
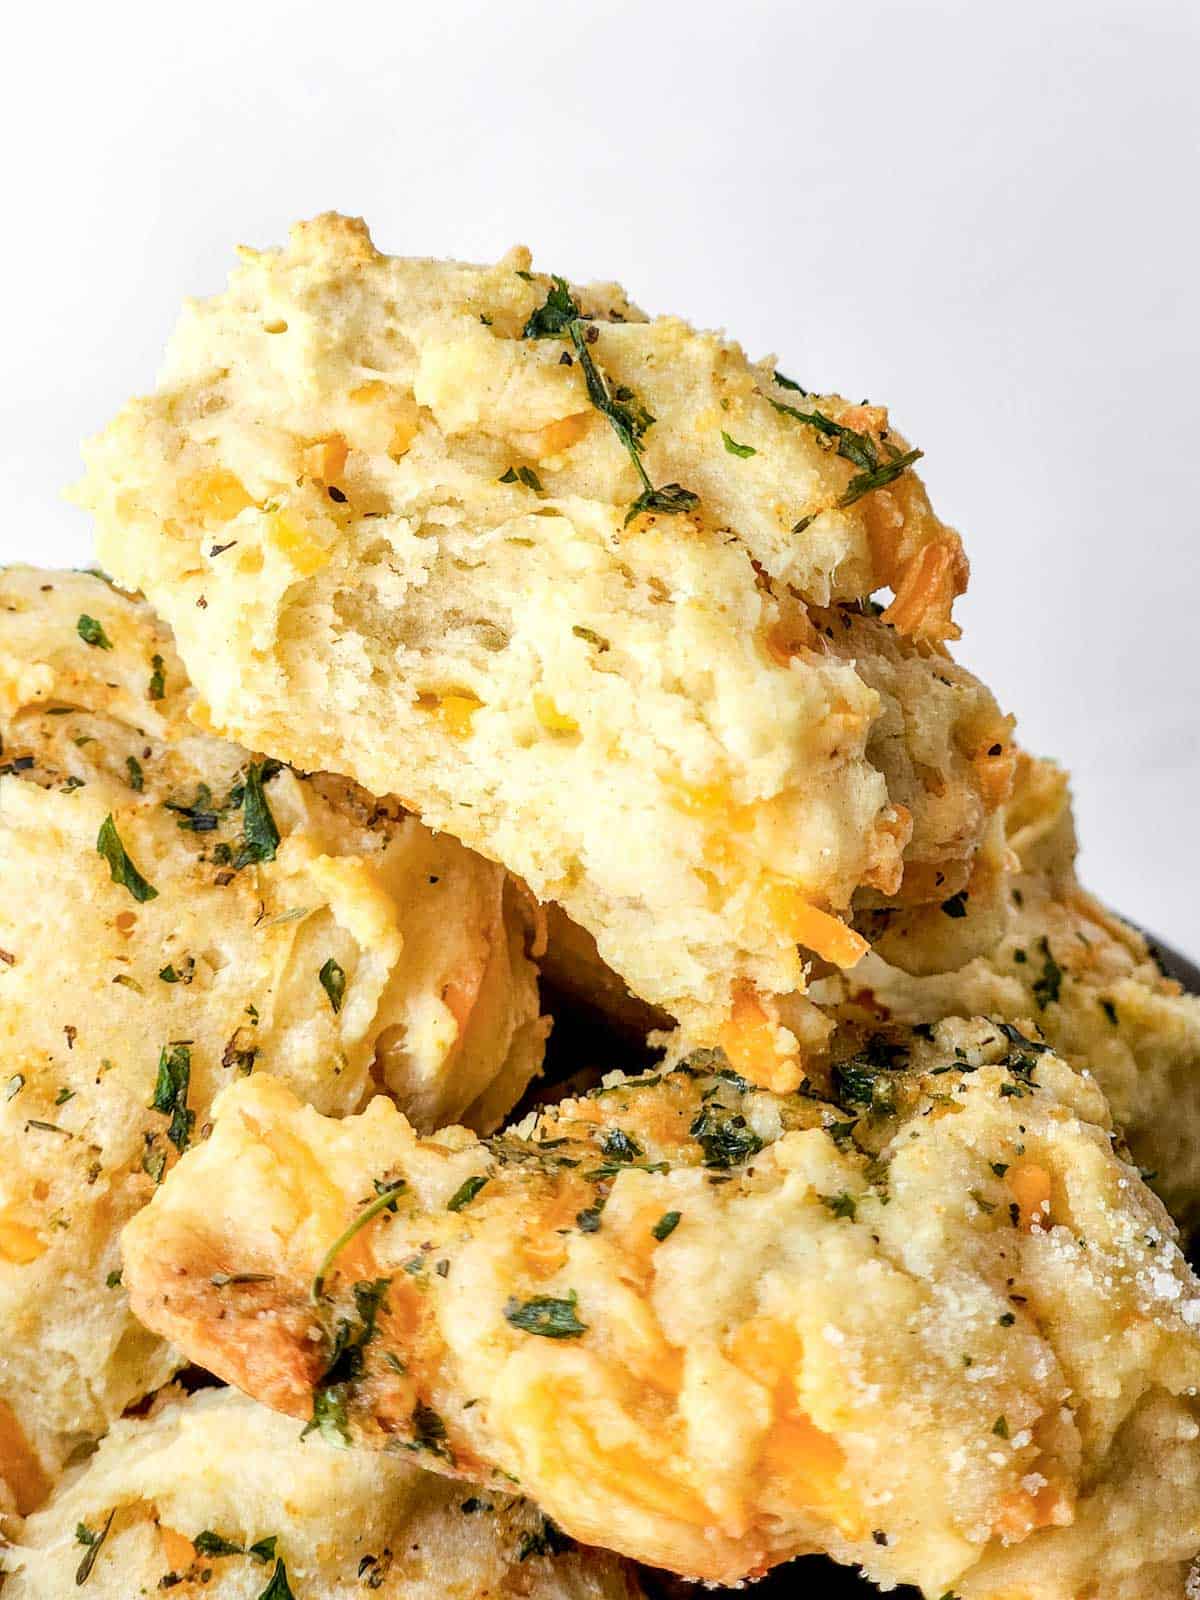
[
  {"xmin": 122, "ymin": 1021, "xmax": 1200, "ymax": 1597},
  {"xmin": 0, "ymin": 568, "xmax": 545, "ymax": 1501},
  {"xmin": 78, "ymin": 214, "xmax": 1013, "ymax": 1074}
]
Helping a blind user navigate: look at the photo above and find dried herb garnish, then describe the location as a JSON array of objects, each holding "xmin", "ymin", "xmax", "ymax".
[
  {"xmin": 312, "ymin": 1181, "xmax": 405, "ymax": 1300},
  {"xmin": 600, "ymin": 1127, "xmax": 643, "ymax": 1164},
  {"xmin": 721, "ymin": 430, "xmax": 756, "ymax": 458},
  {"xmin": 447, "ymin": 1174, "xmax": 489, "ymax": 1212},
  {"xmin": 318, "ymin": 957, "xmax": 346, "ymax": 1015},
  {"xmin": 304, "ymin": 1278, "xmax": 391, "ymax": 1447},
  {"xmin": 236, "ymin": 762, "xmax": 280, "ymax": 868},
  {"xmin": 516, "ymin": 1517, "xmax": 571, "ymax": 1560},
  {"xmin": 148, "ymin": 654, "xmax": 166, "ymax": 700},
  {"xmin": 504, "ymin": 1290, "xmax": 588, "ymax": 1339},
  {"xmin": 1031, "ymin": 936, "xmax": 1063, "ymax": 1009},
  {"xmin": 76, "ymin": 614, "xmax": 113, "ymax": 650},
  {"xmin": 125, "ymin": 756, "xmax": 144, "ymax": 792},
  {"xmin": 97, "ymin": 815, "xmax": 158, "ymax": 902},
  {"xmin": 651, "ymin": 1210, "xmax": 681, "ymax": 1241},
  {"xmin": 688, "ymin": 1104, "xmax": 763, "ymax": 1168},
  {"xmin": 193, "ymin": 1530, "xmax": 245, "ymax": 1557},
  {"xmin": 151, "ymin": 1041, "xmax": 194, "ymax": 1151},
  {"xmin": 74, "ymin": 1509, "xmax": 115, "ymax": 1584},
  {"xmin": 522, "ymin": 276, "xmax": 697, "ymax": 524},
  {"xmin": 770, "ymin": 397, "xmax": 922, "ymax": 531},
  {"xmin": 256, "ymin": 1558, "xmax": 296, "ymax": 1600}
]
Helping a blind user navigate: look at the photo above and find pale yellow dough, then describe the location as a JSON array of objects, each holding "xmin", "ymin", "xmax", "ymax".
[
  {"xmin": 77, "ymin": 214, "xmax": 1013, "ymax": 1072},
  {"xmin": 123, "ymin": 1026, "xmax": 1200, "ymax": 1597},
  {"xmin": 1, "ymin": 1386, "xmax": 642, "ymax": 1599},
  {"xmin": 0, "ymin": 568, "xmax": 545, "ymax": 1500}
]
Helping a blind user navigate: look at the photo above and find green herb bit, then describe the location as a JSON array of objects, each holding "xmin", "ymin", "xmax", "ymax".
[
  {"xmin": 839, "ymin": 448, "xmax": 923, "ymax": 509},
  {"xmin": 125, "ymin": 755, "xmax": 144, "ymax": 792},
  {"xmin": 769, "ymin": 398, "xmax": 879, "ymax": 471},
  {"xmin": 504, "ymin": 1290, "xmax": 588, "ymax": 1339},
  {"xmin": 236, "ymin": 762, "xmax": 281, "ymax": 868},
  {"xmin": 498, "ymin": 466, "xmax": 519, "ymax": 483},
  {"xmin": 74, "ymin": 1509, "xmax": 115, "ymax": 1584},
  {"xmin": 105, "ymin": 1269, "xmax": 122, "ymax": 1288},
  {"xmin": 651, "ymin": 1210, "xmax": 681, "ymax": 1241},
  {"xmin": 576, "ymin": 1203, "xmax": 604, "ymax": 1233},
  {"xmin": 625, "ymin": 482, "xmax": 699, "ymax": 525},
  {"xmin": 992, "ymin": 1414, "xmax": 1010, "ymax": 1439},
  {"xmin": 517, "ymin": 1517, "xmax": 571, "ymax": 1560},
  {"xmin": 522, "ymin": 274, "xmax": 579, "ymax": 339},
  {"xmin": 311, "ymin": 1182, "xmax": 405, "ymax": 1300},
  {"xmin": 193, "ymin": 1530, "xmax": 245, "ymax": 1557},
  {"xmin": 76, "ymin": 614, "xmax": 113, "ymax": 650},
  {"xmin": 940, "ymin": 891, "xmax": 969, "ymax": 919},
  {"xmin": 447, "ymin": 1174, "xmax": 489, "ymax": 1212},
  {"xmin": 304, "ymin": 1382, "xmax": 351, "ymax": 1447},
  {"xmin": 721, "ymin": 430, "xmax": 757, "ymax": 458},
  {"xmin": 319, "ymin": 957, "xmax": 346, "ymax": 1015},
  {"xmin": 517, "ymin": 466, "xmax": 544, "ymax": 492},
  {"xmin": 688, "ymin": 1104, "xmax": 764, "ymax": 1169},
  {"xmin": 1100, "ymin": 997, "xmax": 1118, "ymax": 1026},
  {"xmin": 773, "ymin": 370, "xmax": 809, "ymax": 393},
  {"xmin": 600, "ymin": 1127, "xmax": 643, "ymax": 1164},
  {"xmin": 410, "ymin": 1400, "xmax": 452, "ymax": 1459},
  {"xmin": 821, "ymin": 1191, "xmax": 857, "ymax": 1220},
  {"xmin": 148, "ymin": 654, "xmax": 166, "ymax": 700},
  {"xmin": 1031, "ymin": 936, "xmax": 1063, "ymax": 1009},
  {"xmin": 250, "ymin": 1537, "xmax": 278, "ymax": 1564},
  {"xmin": 97, "ymin": 815, "xmax": 158, "ymax": 902},
  {"xmin": 151, "ymin": 1041, "xmax": 194, "ymax": 1151},
  {"xmin": 257, "ymin": 1557, "xmax": 296, "ymax": 1600}
]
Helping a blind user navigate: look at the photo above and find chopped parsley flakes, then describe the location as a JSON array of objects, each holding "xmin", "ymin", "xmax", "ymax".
[
  {"xmin": 318, "ymin": 956, "xmax": 346, "ymax": 1015},
  {"xmin": 236, "ymin": 762, "xmax": 281, "ymax": 867},
  {"xmin": 256, "ymin": 1558, "xmax": 296, "ymax": 1600},
  {"xmin": 96, "ymin": 814, "xmax": 158, "ymax": 902},
  {"xmin": 504, "ymin": 1290, "xmax": 588, "ymax": 1339},
  {"xmin": 446, "ymin": 1174, "xmax": 489, "ymax": 1212},
  {"xmin": 151, "ymin": 1041, "xmax": 194, "ymax": 1151},
  {"xmin": 522, "ymin": 275, "xmax": 698, "ymax": 525},
  {"xmin": 1031, "ymin": 936, "xmax": 1064, "ymax": 1009},
  {"xmin": 74, "ymin": 1509, "xmax": 115, "ymax": 1584},
  {"xmin": 651, "ymin": 1210, "xmax": 681, "ymax": 1241},
  {"xmin": 311, "ymin": 1180, "xmax": 405, "ymax": 1300},
  {"xmin": 76, "ymin": 614, "xmax": 113, "ymax": 650}
]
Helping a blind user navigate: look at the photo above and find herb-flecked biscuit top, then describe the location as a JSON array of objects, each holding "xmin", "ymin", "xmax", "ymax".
[
  {"xmin": 122, "ymin": 1021, "xmax": 1200, "ymax": 1595},
  {"xmin": 78, "ymin": 215, "xmax": 1012, "ymax": 1075}
]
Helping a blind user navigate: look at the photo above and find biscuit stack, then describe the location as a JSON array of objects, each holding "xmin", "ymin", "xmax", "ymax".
[{"xmin": 2, "ymin": 218, "xmax": 1198, "ymax": 1599}]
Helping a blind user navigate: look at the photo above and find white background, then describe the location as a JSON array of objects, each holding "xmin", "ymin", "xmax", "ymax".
[{"xmin": 1, "ymin": 0, "xmax": 1196, "ymax": 949}]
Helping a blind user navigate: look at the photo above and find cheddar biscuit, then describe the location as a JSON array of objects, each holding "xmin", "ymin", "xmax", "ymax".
[
  {"xmin": 123, "ymin": 1025, "xmax": 1200, "ymax": 1595},
  {"xmin": 78, "ymin": 215, "xmax": 1011, "ymax": 1073}
]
